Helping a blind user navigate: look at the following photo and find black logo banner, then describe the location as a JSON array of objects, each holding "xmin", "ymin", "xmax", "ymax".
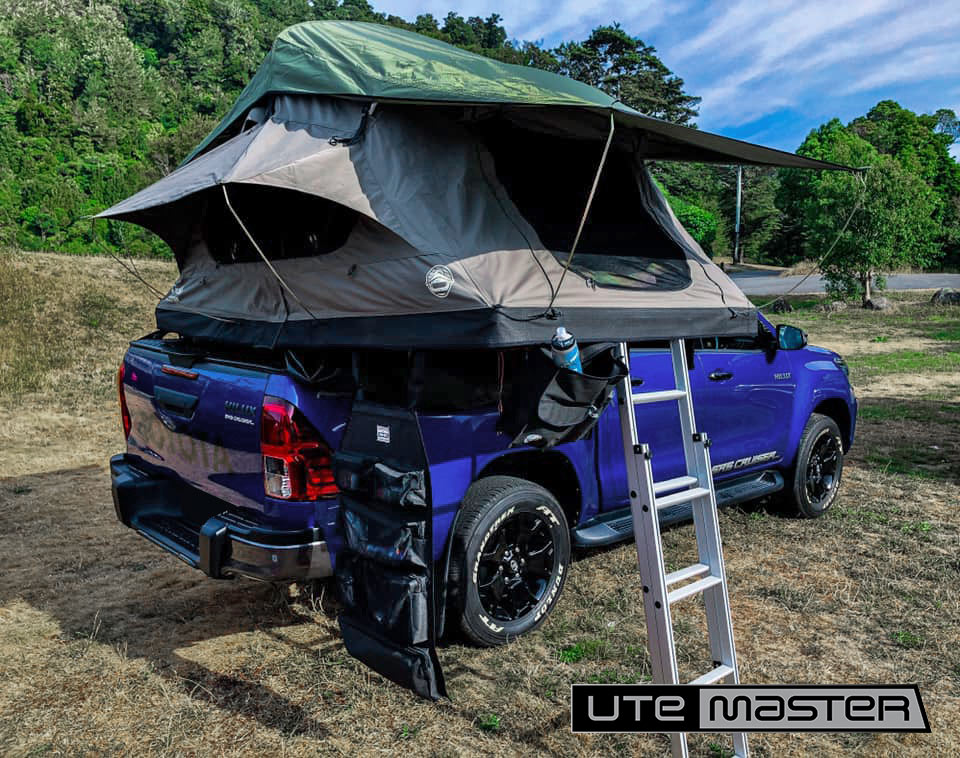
[{"xmin": 571, "ymin": 684, "xmax": 930, "ymax": 733}]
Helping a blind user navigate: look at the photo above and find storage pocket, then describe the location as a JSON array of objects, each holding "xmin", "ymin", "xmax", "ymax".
[
  {"xmin": 503, "ymin": 343, "xmax": 627, "ymax": 448},
  {"xmin": 337, "ymin": 554, "xmax": 428, "ymax": 646},
  {"xmin": 340, "ymin": 496, "xmax": 427, "ymax": 569},
  {"xmin": 334, "ymin": 453, "xmax": 426, "ymax": 508}
]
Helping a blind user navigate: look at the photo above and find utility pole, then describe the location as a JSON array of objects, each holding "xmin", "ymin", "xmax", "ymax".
[{"xmin": 733, "ymin": 164, "xmax": 743, "ymax": 264}]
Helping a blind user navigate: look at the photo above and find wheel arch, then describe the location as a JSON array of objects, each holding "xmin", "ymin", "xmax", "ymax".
[
  {"xmin": 812, "ymin": 397, "xmax": 852, "ymax": 451},
  {"xmin": 476, "ymin": 451, "xmax": 582, "ymax": 528}
]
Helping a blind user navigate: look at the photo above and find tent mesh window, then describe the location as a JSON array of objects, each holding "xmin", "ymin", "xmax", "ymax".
[
  {"xmin": 203, "ymin": 184, "xmax": 359, "ymax": 264},
  {"xmin": 482, "ymin": 127, "xmax": 691, "ymax": 291}
]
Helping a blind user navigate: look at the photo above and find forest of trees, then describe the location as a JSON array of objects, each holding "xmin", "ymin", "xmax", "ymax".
[{"xmin": 1, "ymin": 0, "xmax": 958, "ymax": 293}]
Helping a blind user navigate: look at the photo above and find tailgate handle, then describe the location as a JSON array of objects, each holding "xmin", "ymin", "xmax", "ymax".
[{"xmin": 155, "ymin": 386, "xmax": 199, "ymax": 416}]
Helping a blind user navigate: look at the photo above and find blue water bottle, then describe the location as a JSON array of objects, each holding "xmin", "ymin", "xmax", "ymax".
[{"xmin": 551, "ymin": 326, "xmax": 582, "ymax": 373}]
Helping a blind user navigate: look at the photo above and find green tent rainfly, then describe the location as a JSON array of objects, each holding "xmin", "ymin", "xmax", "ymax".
[{"xmin": 98, "ymin": 21, "xmax": 852, "ymax": 351}]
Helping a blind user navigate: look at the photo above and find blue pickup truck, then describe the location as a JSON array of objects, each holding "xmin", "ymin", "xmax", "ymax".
[{"xmin": 111, "ymin": 313, "xmax": 856, "ymax": 645}]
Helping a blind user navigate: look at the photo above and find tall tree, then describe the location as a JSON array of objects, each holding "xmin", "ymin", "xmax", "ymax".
[
  {"xmin": 782, "ymin": 122, "xmax": 941, "ymax": 304},
  {"xmin": 554, "ymin": 24, "xmax": 700, "ymax": 125}
]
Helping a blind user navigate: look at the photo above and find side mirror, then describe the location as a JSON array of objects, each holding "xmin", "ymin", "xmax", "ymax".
[{"xmin": 777, "ymin": 324, "xmax": 808, "ymax": 350}]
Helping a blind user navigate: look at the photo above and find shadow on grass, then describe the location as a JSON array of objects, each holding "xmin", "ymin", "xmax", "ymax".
[
  {"xmin": 852, "ymin": 394, "xmax": 960, "ymax": 484},
  {"xmin": 0, "ymin": 465, "xmax": 335, "ymax": 740}
]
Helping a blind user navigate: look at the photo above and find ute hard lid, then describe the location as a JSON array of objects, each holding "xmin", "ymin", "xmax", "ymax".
[{"xmin": 98, "ymin": 20, "xmax": 850, "ymax": 350}]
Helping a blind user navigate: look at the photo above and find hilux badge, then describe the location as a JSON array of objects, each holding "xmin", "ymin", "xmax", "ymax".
[{"xmin": 425, "ymin": 265, "xmax": 454, "ymax": 298}]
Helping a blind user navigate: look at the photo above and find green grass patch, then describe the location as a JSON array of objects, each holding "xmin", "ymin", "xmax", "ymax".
[
  {"xmin": 476, "ymin": 713, "xmax": 501, "ymax": 732},
  {"xmin": 870, "ymin": 335, "xmax": 889, "ymax": 343},
  {"xmin": 890, "ymin": 630, "xmax": 924, "ymax": 649},
  {"xmin": 931, "ymin": 327, "xmax": 960, "ymax": 341},
  {"xmin": 900, "ymin": 520, "xmax": 933, "ymax": 535},
  {"xmin": 865, "ymin": 445, "xmax": 957, "ymax": 481},
  {"xmin": 858, "ymin": 402, "xmax": 960, "ymax": 423},
  {"xmin": 558, "ymin": 639, "xmax": 608, "ymax": 663},
  {"xmin": 708, "ymin": 743, "xmax": 736, "ymax": 758},
  {"xmin": 850, "ymin": 349, "xmax": 960, "ymax": 377}
]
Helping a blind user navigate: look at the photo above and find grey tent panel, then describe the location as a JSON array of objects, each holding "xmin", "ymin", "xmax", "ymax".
[{"xmin": 99, "ymin": 95, "xmax": 757, "ymax": 348}]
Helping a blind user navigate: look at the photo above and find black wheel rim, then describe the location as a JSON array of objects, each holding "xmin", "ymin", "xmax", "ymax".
[
  {"xmin": 476, "ymin": 511, "xmax": 556, "ymax": 622},
  {"xmin": 805, "ymin": 431, "xmax": 840, "ymax": 506}
]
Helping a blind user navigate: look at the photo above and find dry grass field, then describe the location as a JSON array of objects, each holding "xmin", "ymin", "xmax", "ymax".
[{"xmin": 1, "ymin": 249, "xmax": 958, "ymax": 756}]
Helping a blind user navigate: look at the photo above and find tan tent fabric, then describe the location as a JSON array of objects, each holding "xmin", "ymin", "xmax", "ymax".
[{"xmin": 98, "ymin": 96, "xmax": 756, "ymax": 348}]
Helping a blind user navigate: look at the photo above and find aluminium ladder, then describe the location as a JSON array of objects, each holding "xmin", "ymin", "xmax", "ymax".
[{"xmin": 616, "ymin": 339, "xmax": 748, "ymax": 758}]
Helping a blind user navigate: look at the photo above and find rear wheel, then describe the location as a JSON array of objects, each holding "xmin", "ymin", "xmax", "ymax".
[
  {"xmin": 783, "ymin": 413, "xmax": 844, "ymax": 518},
  {"xmin": 449, "ymin": 476, "xmax": 570, "ymax": 646}
]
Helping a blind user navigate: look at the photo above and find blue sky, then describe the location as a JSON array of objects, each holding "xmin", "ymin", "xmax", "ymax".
[{"xmin": 374, "ymin": 0, "xmax": 960, "ymax": 158}]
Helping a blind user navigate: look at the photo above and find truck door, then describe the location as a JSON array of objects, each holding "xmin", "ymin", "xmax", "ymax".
[
  {"xmin": 691, "ymin": 319, "xmax": 794, "ymax": 476},
  {"xmin": 597, "ymin": 342, "xmax": 688, "ymax": 511}
]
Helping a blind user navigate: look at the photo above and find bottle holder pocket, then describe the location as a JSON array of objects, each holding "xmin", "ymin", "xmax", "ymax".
[
  {"xmin": 501, "ymin": 343, "xmax": 627, "ymax": 449},
  {"xmin": 340, "ymin": 495, "xmax": 428, "ymax": 569}
]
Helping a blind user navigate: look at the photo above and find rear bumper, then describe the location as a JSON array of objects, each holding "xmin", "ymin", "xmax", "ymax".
[{"xmin": 110, "ymin": 454, "xmax": 332, "ymax": 581}]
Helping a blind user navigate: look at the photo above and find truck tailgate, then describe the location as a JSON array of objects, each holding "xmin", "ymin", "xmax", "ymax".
[{"xmin": 122, "ymin": 339, "xmax": 269, "ymax": 513}]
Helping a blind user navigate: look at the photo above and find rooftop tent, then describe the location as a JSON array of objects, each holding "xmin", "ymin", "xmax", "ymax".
[{"xmin": 97, "ymin": 22, "xmax": 851, "ymax": 350}]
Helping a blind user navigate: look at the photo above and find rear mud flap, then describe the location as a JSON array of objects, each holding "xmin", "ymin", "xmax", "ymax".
[{"xmin": 333, "ymin": 402, "xmax": 447, "ymax": 700}]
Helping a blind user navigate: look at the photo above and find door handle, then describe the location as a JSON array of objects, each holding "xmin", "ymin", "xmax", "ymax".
[
  {"xmin": 709, "ymin": 370, "xmax": 733, "ymax": 381},
  {"xmin": 155, "ymin": 386, "xmax": 199, "ymax": 416}
]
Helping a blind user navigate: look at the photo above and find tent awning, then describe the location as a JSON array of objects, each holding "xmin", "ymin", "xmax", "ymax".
[{"xmin": 181, "ymin": 21, "xmax": 852, "ymax": 172}]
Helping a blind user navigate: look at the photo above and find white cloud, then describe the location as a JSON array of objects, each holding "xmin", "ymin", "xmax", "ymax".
[
  {"xmin": 670, "ymin": 0, "xmax": 960, "ymax": 126},
  {"xmin": 372, "ymin": 0, "xmax": 960, "ymax": 152},
  {"xmin": 841, "ymin": 41, "xmax": 960, "ymax": 93}
]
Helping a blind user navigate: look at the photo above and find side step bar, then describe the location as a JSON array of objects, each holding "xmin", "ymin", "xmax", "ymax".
[{"xmin": 572, "ymin": 469, "xmax": 783, "ymax": 548}]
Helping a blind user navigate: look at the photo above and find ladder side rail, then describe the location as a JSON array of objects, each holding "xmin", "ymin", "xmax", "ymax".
[
  {"xmin": 669, "ymin": 339, "xmax": 728, "ymax": 668},
  {"xmin": 691, "ymin": 435, "xmax": 741, "ymax": 681},
  {"xmin": 670, "ymin": 339, "xmax": 749, "ymax": 757},
  {"xmin": 668, "ymin": 339, "xmax": 698, "ymax": 476},
  {"xmin": 615, "ymin": 343, "xmax": 681, "ymax": 688}
]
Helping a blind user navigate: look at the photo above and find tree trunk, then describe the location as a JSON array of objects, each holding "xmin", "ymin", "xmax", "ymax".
[{"xmin": 861, "ymin": 272, "xmax": 872, "ymax": 305}]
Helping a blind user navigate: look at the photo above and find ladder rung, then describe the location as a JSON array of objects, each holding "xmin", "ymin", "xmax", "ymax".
[
  {"xmin": 668, "ymin": 575, "xmax": 723, "ymax": 605},
  {"xmin": 689, "ymin": 664, "xmax": 735, "ymax": 686},
  {"xmin": 655, "ymin": 486, "xmax": 710, "ymax": 510},
  {"xmin": 632, "ymin": 389, "xmax": 687, "ymax": 404},
  {"xmin": 653, "ymin": 475, "xmax": 699, "ymax": 494},
  {"xmin": 665, "ymin": 563, "xmax": 710, "ymax": 587}
]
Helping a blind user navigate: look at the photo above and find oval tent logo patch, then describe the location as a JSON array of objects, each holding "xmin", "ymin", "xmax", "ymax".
[{"xmin": 425, "ymin": 265, "xmax": 454, "ymax": 298}]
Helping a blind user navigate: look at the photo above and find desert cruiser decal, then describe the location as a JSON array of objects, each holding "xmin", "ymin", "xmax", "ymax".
[{"xmin": 712, "ymin": 450, "xmax": 777, "ymax": 474}]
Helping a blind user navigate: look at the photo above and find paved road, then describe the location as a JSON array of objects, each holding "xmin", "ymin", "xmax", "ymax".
[{"xmin": 729, "ymin": 271, "xmax": 960, "ymax": 295}]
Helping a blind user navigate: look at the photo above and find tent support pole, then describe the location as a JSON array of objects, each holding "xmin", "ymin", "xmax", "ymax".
[
  {"xmin": 548, "ymin": 112, "xmax": 616, "ymax": 311},
  {"xmin": 221, "ymin": 183, "xmax": 317, "ymax": 320}
]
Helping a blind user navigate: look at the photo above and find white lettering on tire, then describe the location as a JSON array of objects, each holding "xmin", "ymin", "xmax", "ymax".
[
  {"xmin": 473, "ymin": 506, "xmax": 515, "ymax": 584},
  {"xmin": 534, "ymin": 563, "xmax": 564, "ymax": 621}
]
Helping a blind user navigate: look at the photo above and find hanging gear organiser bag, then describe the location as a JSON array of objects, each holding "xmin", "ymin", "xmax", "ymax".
[
  {"xmin": 333, "ymin": 402, "xmax": 446, "ymax": 701},
  {"xmin": 503, "ymin": 342, "xmax": 628, "ymax": 449}
]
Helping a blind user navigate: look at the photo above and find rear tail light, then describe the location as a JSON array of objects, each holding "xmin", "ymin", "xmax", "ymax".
[
  {"xmin": 261, "ymin": 396, "xmax": 338, "ymax": 500},
  {"xmin": 118, "ymin": 362, "xmax": 132, "ymax": 440}
]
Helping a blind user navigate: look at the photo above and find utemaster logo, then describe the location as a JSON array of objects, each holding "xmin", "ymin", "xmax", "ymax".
[{"xmin": 570, "ymin": 684, "xmax": 929, "ymax": 733}]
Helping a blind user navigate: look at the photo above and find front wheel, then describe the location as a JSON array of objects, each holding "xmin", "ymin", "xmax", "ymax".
[
  {"xmin": 783, "ymin": 413, "xmax": 845, "ymax": 518},
  {"xmin": 448, "ymin": 476, "xmax": 570, "ymax": 646}
]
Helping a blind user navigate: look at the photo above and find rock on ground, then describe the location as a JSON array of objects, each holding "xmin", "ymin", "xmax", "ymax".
[
  {"xmin": 932, "ymin": 288, "xmax": 960, "ymax": 305},
  {"xmin": 865, "ymin": 296, "xmax": 892, "ymax": 310}
]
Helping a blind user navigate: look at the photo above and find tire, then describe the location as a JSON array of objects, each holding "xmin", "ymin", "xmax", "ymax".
[
  {"xmin": 782, "ymin": 413, "xmax": 845, "ymax": 518},
  {"xmin": 448, "ymin": 475, "xmax": 570, "ymax": 647}
]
